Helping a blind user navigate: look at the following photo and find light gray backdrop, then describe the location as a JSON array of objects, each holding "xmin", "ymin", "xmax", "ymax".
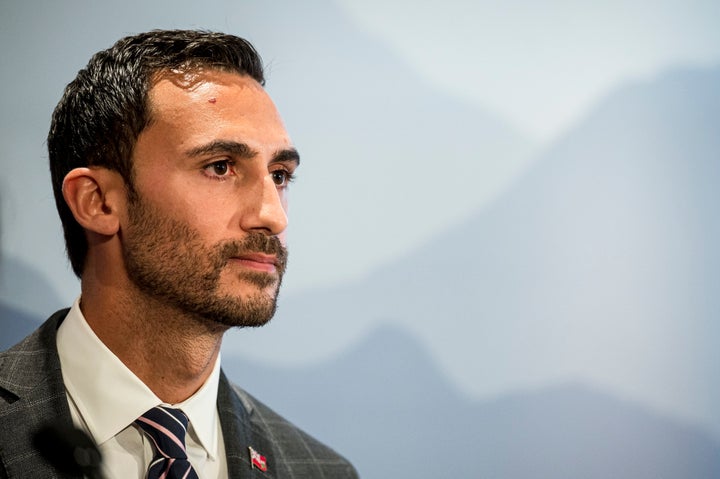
[{"xmin": 2, "ymin": 1, "xmax": 720, "ymax": 477}]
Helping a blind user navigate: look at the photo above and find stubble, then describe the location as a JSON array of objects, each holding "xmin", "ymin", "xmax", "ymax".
[{"xmin": 122, "ymin": 197, "xmax": 288, "ymax": 328}]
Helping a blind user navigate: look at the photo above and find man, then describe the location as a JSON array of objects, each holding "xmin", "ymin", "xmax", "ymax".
[{"xmin": 0, "ymin": 30, "xmax": 358, "ymax": 478}]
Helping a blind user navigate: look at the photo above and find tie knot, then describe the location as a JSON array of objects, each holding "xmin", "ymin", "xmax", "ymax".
[{"xmin": 135, "ymin": 406, "xmax": 190, "ymax": 460}]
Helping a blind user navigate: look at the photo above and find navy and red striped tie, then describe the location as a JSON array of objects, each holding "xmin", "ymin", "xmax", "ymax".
[{"xmin": 135, "ymin": 406, "xmax": 200, "ymax": 479}]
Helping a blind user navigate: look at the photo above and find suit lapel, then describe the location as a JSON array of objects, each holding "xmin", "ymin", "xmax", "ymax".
[
  {"xmin": 217, "ymin": 372, "xmax": 280, "ymax": 479},
  {"xmin": 0, "ymin": 310, "xmax": 81, "ymax": 479}
]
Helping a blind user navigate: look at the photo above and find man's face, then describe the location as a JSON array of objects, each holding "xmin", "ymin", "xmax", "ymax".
[{"xmin": 121, "ymin": 70, "xmax": 298, "ymax": 328}]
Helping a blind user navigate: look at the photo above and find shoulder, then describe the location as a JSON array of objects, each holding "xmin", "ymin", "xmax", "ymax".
[
  {"xmin": 219, "ymin": 375, "xmax": 359, "ymax": 478},
  {"xmin": 0, "ymin": 309, "xmax": 68, "ymax": 399},
  {"xmin": 0, "ymin": 310, "xmax": 76, "ymax": 479}
]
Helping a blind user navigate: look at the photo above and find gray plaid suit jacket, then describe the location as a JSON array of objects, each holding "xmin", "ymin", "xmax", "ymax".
[{"xmin": 0, "ymin": 310, "xmax": 358, "ymax": 478}]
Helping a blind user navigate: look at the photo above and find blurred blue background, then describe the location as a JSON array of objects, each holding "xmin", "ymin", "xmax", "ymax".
[{"xmin": 2, "ymin": 1, "xmax": 720, "ymax": 477}]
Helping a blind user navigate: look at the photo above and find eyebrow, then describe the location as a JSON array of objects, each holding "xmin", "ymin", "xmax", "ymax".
[
  {"xmin": 271, "ymin": 148, "xmax": 301, "ymax": 166},
  {"xmin": 185, "ymin": 139, "xmax": 300, "ymax": 165},
  {"xmin": 185, "ymin": 140, "xmax": 256, "ymax": 159}
]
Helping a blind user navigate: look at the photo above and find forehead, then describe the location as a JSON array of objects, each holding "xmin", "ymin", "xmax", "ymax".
[{"xmin": 143, "ymin": 69, "xmax": 291, "ymax": 150}]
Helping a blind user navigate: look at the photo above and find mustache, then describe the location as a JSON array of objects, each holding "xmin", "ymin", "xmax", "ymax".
[{"xmin": 216, "ymin": 233, "xmax": 288, "ymax": 271}]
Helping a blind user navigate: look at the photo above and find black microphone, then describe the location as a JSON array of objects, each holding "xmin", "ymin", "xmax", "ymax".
[{"xmin": 33, "ymin": 422, "xmax": 103, "ymax": 479}]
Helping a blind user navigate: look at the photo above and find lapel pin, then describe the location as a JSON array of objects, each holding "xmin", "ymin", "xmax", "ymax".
[{"xmin": 248, "ymin": 446, "xmax": 268, "ymax": 472}]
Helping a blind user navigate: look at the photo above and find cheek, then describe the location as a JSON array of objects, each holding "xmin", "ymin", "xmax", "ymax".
[
  {"xmin": 183, "ymin": 195, "xmax": 262, "ymax": 241},
  {"xmin": 184, "ymin": 205, "xmax": 230, "ymax": 236},
  {"xmin": 142, "ymin": 193, "xmax": 225, "ymax": 242}
]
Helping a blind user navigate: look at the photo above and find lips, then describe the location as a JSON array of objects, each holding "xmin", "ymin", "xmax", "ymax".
[
  {"xmin": 218, "ymin": 233, "xmax": 288, "ymax": 277},
  {"xmin": 230, "ymin": 253, "xmax": 279, "ymax": 273}
]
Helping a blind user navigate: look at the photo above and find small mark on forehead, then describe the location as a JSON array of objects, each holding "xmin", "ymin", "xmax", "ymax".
[{"xmin": 208, "ymin": 97, "xmax": 217, "ymax": 103}]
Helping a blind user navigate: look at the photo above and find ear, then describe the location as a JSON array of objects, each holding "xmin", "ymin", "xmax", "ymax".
[{"xmin": 62, "ymin": 167, "xmax": 126, "ymax": 236}]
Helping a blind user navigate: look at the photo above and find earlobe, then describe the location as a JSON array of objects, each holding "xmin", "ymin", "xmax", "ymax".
[{"xmin": 62, "ymin": 167, "xmax": 124, "ymax": 236}]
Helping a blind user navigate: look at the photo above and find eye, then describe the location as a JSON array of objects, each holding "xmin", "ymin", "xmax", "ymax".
[
  {"xmin": 204, "ymin": 160, "xmax": 234, "ymax": 178},
  {"xmin": 271, "ymin": 169, "xmax": 295, "ymax": 187}
]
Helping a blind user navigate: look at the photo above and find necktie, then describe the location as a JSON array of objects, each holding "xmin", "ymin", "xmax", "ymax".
[{"xmin": 135, "ymin": 406, "xmax": 200, "ymax": 479}]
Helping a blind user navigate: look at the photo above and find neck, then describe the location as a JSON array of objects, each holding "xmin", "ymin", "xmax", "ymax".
[{"xmin": 79, "ymin": 280, "xmax": 227, "ymax": 404}]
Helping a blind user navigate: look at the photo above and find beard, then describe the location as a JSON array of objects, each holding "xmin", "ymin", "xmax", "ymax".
[{"xmin": 121, "ymin": 197, "xmax": 288, "ymax": 328}]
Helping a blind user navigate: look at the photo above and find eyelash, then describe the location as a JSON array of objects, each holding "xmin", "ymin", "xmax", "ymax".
[
  {"xmin": 271, "ymin": 169, "xmax": 296, "ymax": 187},
  {"xmin": 202, "ymin": 160, "xmax": 297, "ymax": 187},
  {"xmin": 203, "ymin": 160, "xmax": 235, "ymax": 179}
]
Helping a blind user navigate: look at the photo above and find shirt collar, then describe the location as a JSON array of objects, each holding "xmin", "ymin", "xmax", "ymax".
[
  {"xmin": 56, "ymin": 297, "xmax": 221, "ymax": 459},
  {"xmin": 170, "ymin": 352, "xmax": 222, "ymax": 460}
]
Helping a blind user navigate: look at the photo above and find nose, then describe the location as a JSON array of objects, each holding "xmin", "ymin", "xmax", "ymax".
[{"xmin": 240, "ymin": 174, "xmax": 288, "ymax": 236}]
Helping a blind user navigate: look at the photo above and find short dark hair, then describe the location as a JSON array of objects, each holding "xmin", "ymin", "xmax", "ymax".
[{"xmin": 48, "ymin": 29, "xmax": 265, "ymax": 278}]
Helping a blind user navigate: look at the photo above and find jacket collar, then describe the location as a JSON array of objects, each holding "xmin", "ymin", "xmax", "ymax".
[{"xmin": 218, "ymin": 372, "xmax": 279, "ymax": 479}]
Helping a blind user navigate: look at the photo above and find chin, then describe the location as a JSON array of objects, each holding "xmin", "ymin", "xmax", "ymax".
[{"xmin": 199, "ymin": 283, "xmax": 280, "ymax": 328}]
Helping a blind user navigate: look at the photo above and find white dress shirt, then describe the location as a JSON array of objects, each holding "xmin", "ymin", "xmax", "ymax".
[{"xmin": 56, "ymin": 298, "xmax": 227, "ymax": 479}]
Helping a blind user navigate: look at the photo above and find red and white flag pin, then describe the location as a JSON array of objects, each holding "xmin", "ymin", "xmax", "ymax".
[{"xmin": 248, "ymin": 446, "xmax": 268, "ymax": 472}]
